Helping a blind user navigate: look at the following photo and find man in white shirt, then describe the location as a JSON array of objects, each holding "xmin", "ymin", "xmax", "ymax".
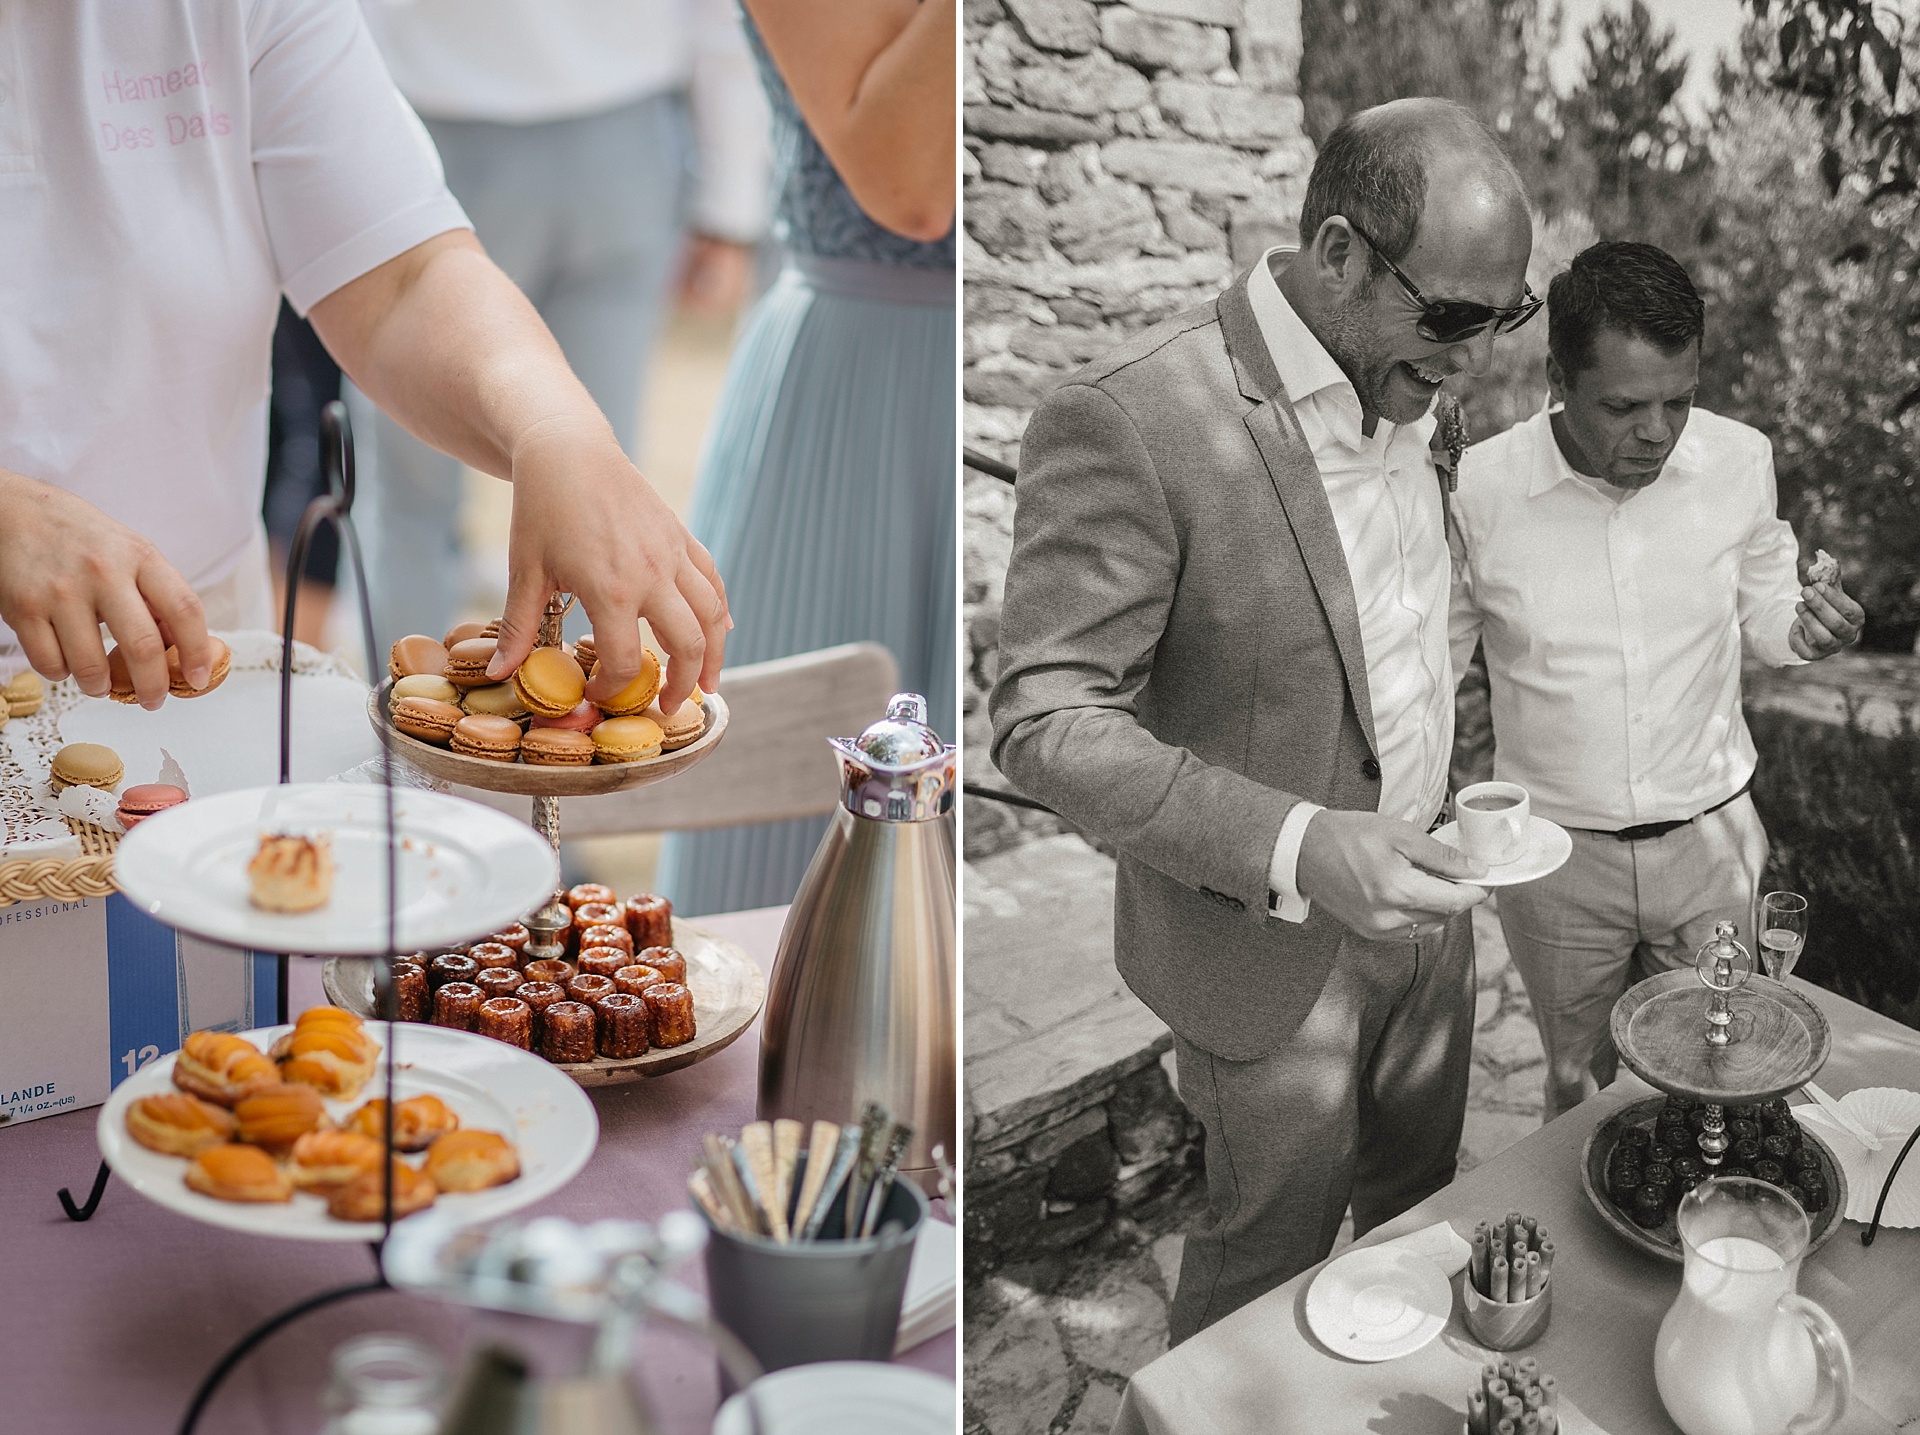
[
  {"xmin": 1450, "ymin": 241, "xmax": 1862, "ymax": 1119},
  {"xmin": 0, "ymin": 0, "xmax": 724, "ymax": 712},
  {"xmin": 357, "ymin": 0, "xmax": 772, "ymax": 652},
  {"xmin": 994, "ymin": 99, "xmax": 1532, "ymax": 1339}
]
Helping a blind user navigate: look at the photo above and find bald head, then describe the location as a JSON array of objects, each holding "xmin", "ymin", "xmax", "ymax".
[{"xmin": 1298, "ymin": 98, "xmax": 1529, "ymax": 270}]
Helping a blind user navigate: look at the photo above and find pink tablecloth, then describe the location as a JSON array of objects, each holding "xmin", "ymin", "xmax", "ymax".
[{"xmin": 0, "ymin": 906, "xmax": 954, "ymax": 1433}]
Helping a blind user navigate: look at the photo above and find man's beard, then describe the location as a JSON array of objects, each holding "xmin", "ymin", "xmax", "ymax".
[{"xmin": 1320, "ymin": 287, "xmax": 1439, "ymax": 428}]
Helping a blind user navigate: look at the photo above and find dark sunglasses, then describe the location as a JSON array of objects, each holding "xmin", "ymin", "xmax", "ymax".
[{"xmin": 1344, "ymin": 217, "xmax": 1542, "ymax": 345}]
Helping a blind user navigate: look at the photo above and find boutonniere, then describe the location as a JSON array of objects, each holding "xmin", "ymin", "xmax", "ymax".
[{"xmin": 1431, "ymin": 393, "xmax": 1468, "ymax": 494}]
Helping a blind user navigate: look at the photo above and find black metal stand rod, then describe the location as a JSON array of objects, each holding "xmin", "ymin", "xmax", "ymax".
[
  {"xmin": 57, "ymin": 1158, "xmax": 112, "ymax": 1222},
  {"xmin": 1860, "ymin": 1123, "xmax": 1920, "ymax": 1246},
  {"xmin": 176, "ymin": 1276, "xmax": 390, "ymax": 1435}
]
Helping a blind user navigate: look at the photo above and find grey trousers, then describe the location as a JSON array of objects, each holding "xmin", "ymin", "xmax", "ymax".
[
  {"xmin": 1168, "ymin": 908, "xmax": 1476, "ymax": 1344},
  {"xmin": 1498, "ymin": 794, "xmax": 1769, "ymax": 1119},
  {"xmin": 358, "ymin": 91, "xmax": 693, "ymax": 655}
]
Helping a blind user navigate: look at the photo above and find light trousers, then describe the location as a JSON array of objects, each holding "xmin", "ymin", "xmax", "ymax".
[
  {"xmin": 1168, "ymin": 907, "xmax": 1476, "ymax": 1343},
  {"xmin": 1497, "ymin": 794, "xmax": 1770, "ymax": 1120},
  {"xmin": 358, "ymin": 92, "xmax": 693, "ymax": 655}
]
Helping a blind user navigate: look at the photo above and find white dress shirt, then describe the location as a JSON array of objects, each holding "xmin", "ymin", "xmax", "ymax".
[
  {"xmin": 362, "ymin": 0, "xmax": 770, "ymax": 241},
  {"xmin": 1449, "ymin": 403, "xmax": 1804, "ymax": 831},
  {"xmin": 1247, "ymin": 250, "xmax": 1456, "ymax": 920}
]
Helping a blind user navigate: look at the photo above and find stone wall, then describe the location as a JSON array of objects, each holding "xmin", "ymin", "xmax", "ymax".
[
  {"xmin": 963, "ymin": 0, "xmax": 1313, "ymax": 857},
  {"xmin": 964, "ymin": 0, "xmax": 1313, "ymax": 466}
]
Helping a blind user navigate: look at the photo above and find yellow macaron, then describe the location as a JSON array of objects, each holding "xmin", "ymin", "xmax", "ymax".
[
  {"xmin": 590, "ymin": 715, "xmax": 663, "ymax": 763},
  {"xmin": 5, "ymin": 669, "xmax": 46, "ymax": 717},
  {"xmin": 514, "ymin": 646, "xmax": 586, "ymax": 720},
  {"xmin": 50, "ymin": 742, "xmax": 124, "ymax": 793},
  {"xmin": 591, "ymin": 648, "xmax": 662, "ymax": 716},
  {"xmin": 391, "ymin": 674, "xmax": 461, "ymax": 707},
  {"xmin": 461, "ymin": 682, "xmax": 530, "ymax": 720}
]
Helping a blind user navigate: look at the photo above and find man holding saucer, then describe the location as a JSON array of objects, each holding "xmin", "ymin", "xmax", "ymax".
[{"xmin": 1448, "ymin": 240, "xmax": 1864, "ymax": 1119}]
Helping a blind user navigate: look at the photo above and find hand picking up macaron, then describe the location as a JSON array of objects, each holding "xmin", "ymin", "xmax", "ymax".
[{"xmin": 106, "ymin": 635, "xmax": 231, "ymax": 705}]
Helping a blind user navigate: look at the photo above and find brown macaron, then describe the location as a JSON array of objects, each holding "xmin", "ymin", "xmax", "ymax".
[
  {"xmin": 166, "ymin": 637, "xmax": 232, "ymax": 698},
  {"xmin": 442, "ymin": 621, "xmax": 488, "ymax": 649},
  {"xmin": 444, "ymin": 638, "xmax": 501, "ymax": 689},
  {"xmin": 520, "ymin": 728, "xmax": 595, "ymax": 766},
  {"xmin": 391, "ymin": 697, "xmax": 464, "ymax": 746},
  {"xmin": 649, "ymin": 699, "xmax": 705, "ymax": 751},
  {"xmin": 106, "ymin": 647, "xmax": 142, "ymax": 704},
  {"xmin": 388, "ymin": 635, "xmax": 449, "ymax": 682},
  {"xmin": 50, "ymin": 742, "xmax": 125, "ymax": 793},
  {"xmin": 450, "ymin": 713, "xmax": 523, "ymax": 762}
]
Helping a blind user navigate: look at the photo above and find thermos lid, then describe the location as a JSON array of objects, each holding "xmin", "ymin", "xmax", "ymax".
[{"xmin": 831, "ymin": 694, "xmax": 955, "ymax": 822}]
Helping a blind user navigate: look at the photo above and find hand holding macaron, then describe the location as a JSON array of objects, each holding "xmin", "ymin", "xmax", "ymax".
[
  {"xmin": 482, "ymin": 418, "xmax": 728, "ymax": 714},
  {"xmin": 0, "ymin": 467, "xmax": 216, "ymax": 708}
]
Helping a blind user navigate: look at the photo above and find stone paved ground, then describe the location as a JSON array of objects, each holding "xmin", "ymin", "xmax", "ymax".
[{"xmin": 962, "ymin": 900, "xmax": 1547, "ymax": 1435}]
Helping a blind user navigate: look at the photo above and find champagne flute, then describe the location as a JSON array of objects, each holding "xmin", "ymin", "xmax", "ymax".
[{"xmin": 1757, "ymin": 891, "xmax": 1808, "ymax": 980}]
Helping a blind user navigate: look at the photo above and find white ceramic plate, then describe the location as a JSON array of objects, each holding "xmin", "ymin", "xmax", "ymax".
[
  {"xmin": 1304, "ymin": 1245, "xmax": 1452, "ymax": 1362},
  {"xmin": 114, "ymin": 783, "xmax": 559, "ymax": 955},
  {"xmin": 712, "ymin": 1363, "xmax": 955, "ymax": 1435},
  {"xmin": 1792, "ymin": 1088, "xmax": 1920, "ymax": 1227},
  {"xmin": 98, "ymin": 1021, "xmax": 596, "ymax": 1241},
  {"xmin": 1432, "ymin": 816, "xmax": 1572, "ymax": 888},
  {"xmin": 60, "ymin": 663, "xmax": 379, "ymax": 794}
]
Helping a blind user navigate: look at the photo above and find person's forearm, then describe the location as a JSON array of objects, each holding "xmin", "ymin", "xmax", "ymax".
[
  {"xmin": 308, "ymin": 230, "xmax": 613, "ymax": 480},
  {"xmin": 748, "ymin": 0, "xmax": 955, "ymax": 241}
]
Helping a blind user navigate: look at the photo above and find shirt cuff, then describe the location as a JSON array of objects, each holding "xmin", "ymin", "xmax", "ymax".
[{"xmin": 1267, "ymin": 802, "xmax": 1324, "ymax": 923}]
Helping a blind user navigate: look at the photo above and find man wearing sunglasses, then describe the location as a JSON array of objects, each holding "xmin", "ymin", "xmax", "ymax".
[
  {"xmin": 1448, "ymin": 241, "xmax": 1863, "ymax": 1122},
  {"xmin": 992, "ymin": 97, "xmax": 1535, "ymax": 1339}
]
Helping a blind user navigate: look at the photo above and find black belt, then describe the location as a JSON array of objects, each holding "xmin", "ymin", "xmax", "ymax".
[{"xmin": 1576, "ymin": 782, "xmax": 1752, "ymax": 842}]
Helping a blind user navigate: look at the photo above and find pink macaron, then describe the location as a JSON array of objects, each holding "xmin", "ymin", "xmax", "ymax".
[
  {"xmin": 116, "ymin": 783, "xmax": 188, "ymax": 830},
  {"xmin": 529, "ymin": 699, "xmax": 602, "ymax": 734}
]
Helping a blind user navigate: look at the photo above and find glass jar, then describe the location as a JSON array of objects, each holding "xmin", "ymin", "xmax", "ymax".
[{"xmin": 320, "ymin": 1332, "xmax": 444, "ymax": 1435}]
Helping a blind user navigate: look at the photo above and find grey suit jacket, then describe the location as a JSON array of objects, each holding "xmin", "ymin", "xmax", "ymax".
[{"xmin": 989, "ymin": 267, "xmax": 1391, "ymax": 1061}]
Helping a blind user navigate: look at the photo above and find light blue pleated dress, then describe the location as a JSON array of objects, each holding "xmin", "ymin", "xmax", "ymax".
[{"xmin": 655, "ymin": 20, "xmax": 955, "ymax": 916}]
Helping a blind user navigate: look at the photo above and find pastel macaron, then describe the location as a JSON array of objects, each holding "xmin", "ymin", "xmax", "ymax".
[
  {"xmin": 450, "ymin": 714, "xmax": 522, "ymax": 762},
  {"xmin": 166, "ymin": 637, "xmax": 231, "ymax": 698},
  {"xmin": 391, "ymin": 674, "xmax": 461, "ymax": 707},
  {"xmin": 590, "ymin": 715, "xmax": 663, "ymax": 764},
  {"xmin": 444, "ymin": 638, "xmax": 501, "ymax": 689},
  {"xmin": 461, "ymin": 682, "xmax": 530, "ymax": 720},
  {"xmin": 5, "ymin": 669, "xmax": 46, "ymax": 717},
  {"xmin": 117, "ymin": 783, "xmax": 188, "ymax": 830},
  {"xmin": 530, "ymin": 699, "xmax": 601, "ymax": 733},
  {"xmin": 649, "ymin": 700, "xmax": 705, "ymax": 751},
  {"xmin": 591, "ymin": 649, "xmax": 661, "ymax": 716},
  {"xmin": 391, "ymin": 697, "xmax": 465, "ymax": 746},
  {"xmin": 442, "ymin": 621, "xmax": 489, "ymax": 649},
  {"xmin": 388, "ymin": 635, "xmax": 449, "ymax": 682},
  {"xmin": 514, "ymin": 647, "xmax": 587, "ymax": 720},
  {"xmin": 50, "ymin": 742, "xmax": 125, "ymax": 793},
  {"xmin": 520, "ymin": 728, "xmax": 596, "ymax": 766}
]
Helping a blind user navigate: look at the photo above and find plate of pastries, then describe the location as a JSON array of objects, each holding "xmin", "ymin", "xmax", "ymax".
[
  {"xmin": 97, "ymin": 1005, "xmax": 598, "ymax": 1240},
  {"xmin": 322, "ymin": 885, "xmax": 767, "ymax": 1087},
  {"xmin": 113, "ymin": 782, "xmax": 561, "ymax": 956},
  {"xmin": 370, "ymin": 625, "xmax": 727, "ymax": 797},
  {"xmin": 1580, "ymin": 1092, "xmax": 1847, "ymax": 1262}
]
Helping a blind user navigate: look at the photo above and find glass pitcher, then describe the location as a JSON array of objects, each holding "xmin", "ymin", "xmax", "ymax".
[{"xmin": 1654, "ymin": 1178, "xmax": 1853, "ymax": 1435}]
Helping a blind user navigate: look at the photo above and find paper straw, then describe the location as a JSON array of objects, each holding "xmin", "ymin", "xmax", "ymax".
[
  {"xmin": 1539, "ymin": 1411, "xmax": 1558, "ymax": 1434},
  {"xmin": 789, "ymin": 1120, "xmax": 841, "ymax": 1240},
  {"xmin": 1497, "ymin": 1360, "xmax": 1516, "ymax": 1386},
  {"xmin": 1468, "ymin": 1391, "xmax": 1488, "ymax": 1435},
  {"xmin": 688, "ymin": 1169, "xmax": 736, "ymax": 1232},
  {"xmin": 1505, "ymin": 1211, "xmax": 1523, "ymax": 1244},
  {"xmin": 1539, "ymin": 1240, "xmax": 1556, "ymax": 1284},
  {"xmin": 1522, "ymin": 1214, "xmax": 1539, "ymax": 1244},
  {"xmin": 772, "ymin": 1118, "xmax": 803, "ymax": 1223},
  {"xmin": 1507, "ymin": 1251, "xmax": 1526, "ymax": 1303},
  {"xmin": 1502, "ymin": 1396, "xmax": 1524, "ymax": 1426},
  {"xmin": 1524, "ymin": 1250, "xmax": 1544, "ymax": 1299},
  {"xmin": 739, "ymin": 1122, "xmax": 788, "ymax": 1242},
  {"xmin": 1515, "ymin": 1357, "xmax": 1538, "ymax": 1383},
  {"xmin": 1538, "ymin": 1376, "xmax": 1558, "ymax": 1408},
  {"xmin": 1521, "ymin": 1413, "xmax": 1540, "ymax": 1435},
  {"xmin": 1491, "ymin": 1255, "xmax": 1510, "ymax": 1304},
  {"xmin": 1472, "ymin": 1230, "xmax": 1490, "ymax": 1294},
  {"xmin": 1487, "ymin": 1379, "xmax": 1509, "ymax": 1407},
  {"xmin": 1496, "ymin": 1420, "xmax": 1515, "ymax": 1435},
  {"xmin": 1522, "ymin": 1384, "xmax": 1545, "ymax": 1413}
]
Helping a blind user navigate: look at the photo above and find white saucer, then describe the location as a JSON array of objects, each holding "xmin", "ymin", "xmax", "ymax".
[
  {"xmin": 1432, "ymin": 815, "xmax": 1572, "ymax": 887},
  {"xmin": 1304, "ymin": 1245, "xmax": 1452, "ymax": 1362},
  {"xmin": 712, "ymin": 1363, "xmax": 955, "ymax": 1434}
]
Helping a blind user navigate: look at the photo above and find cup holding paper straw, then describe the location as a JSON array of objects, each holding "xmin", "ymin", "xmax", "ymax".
[{"xmin": 1462, "ymin": 1266, "xmax": 1551, "ymax": 1350}]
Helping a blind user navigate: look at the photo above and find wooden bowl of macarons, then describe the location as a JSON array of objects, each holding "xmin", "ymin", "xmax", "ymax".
[{"xmin": 367, "ymin": 627, "xmax": 726, "ymax": 798}]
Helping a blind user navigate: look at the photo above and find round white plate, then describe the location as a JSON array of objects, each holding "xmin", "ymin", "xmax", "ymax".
[
  {"xmin": 1304, "ymin": 1245, "xmax": 1452, "ymax": 1362},
  {"xmin": 60, "ymin": 663, "xmax": 379, "ymax": 794},
  {"xmin": 1792, "ymin": 1087, "xmax": 1920, "ymax": 1227},
  {"xmin": 114, "ymin": 782, "xmax": 559, "ymax": 955},
  {"xmin": 712, "ymin": 1363, "xmax": 955, "ymax": 1435},
  {"xmin": 1432, "ymin": 816, "xmax": 1572, "ymax": 887},
  {"xmin": 98, "ymin": 1021, "xmax": 597, "ymax": 1241}
]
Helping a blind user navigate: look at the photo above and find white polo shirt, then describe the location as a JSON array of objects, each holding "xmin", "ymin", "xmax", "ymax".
[
  {"xmin": 0, "ymin": 0, "xmax": 469, "ymax": 657},
  {"xmin": 1449, "ymin": 403, "xmax": 1804, "ymax": 830}
]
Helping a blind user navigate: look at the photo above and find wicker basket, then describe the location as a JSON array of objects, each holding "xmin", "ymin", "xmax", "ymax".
[{"xmin": 0, "ymin": 819, "xmax": 119, "ymax": 907}]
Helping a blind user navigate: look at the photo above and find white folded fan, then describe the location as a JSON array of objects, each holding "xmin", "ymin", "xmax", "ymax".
[{"xmin": 1792, "ymin": 1088, "xmax": 1920, "ymax": 1227}]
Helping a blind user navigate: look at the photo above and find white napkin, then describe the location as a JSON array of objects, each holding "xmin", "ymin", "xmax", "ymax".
[{"xmin": 1376, "ymin": 1219, "xmax": 1474, "ymax": 1277}]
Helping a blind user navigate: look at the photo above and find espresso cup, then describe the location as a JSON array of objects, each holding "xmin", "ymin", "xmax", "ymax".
[{"xmin": 1456, "ymin": 781, "xmax": 1530, "ymax": 865}]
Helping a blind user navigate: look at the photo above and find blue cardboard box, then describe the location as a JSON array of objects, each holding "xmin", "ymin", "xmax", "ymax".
[{"xmin": 0, "ymin": 893, "xmax": 278, "ymax": 1126}]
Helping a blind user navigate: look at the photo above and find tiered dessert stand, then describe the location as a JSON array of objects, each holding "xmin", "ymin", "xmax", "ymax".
[{"xmin": 1580, "ymin": 922, "xmax": 1848, "ymax": 1260}]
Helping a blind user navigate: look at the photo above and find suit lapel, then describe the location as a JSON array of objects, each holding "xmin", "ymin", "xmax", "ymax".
[{"xmin": 1217, "ymin": 272, "xmax": 1380, "ymax": 761}]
